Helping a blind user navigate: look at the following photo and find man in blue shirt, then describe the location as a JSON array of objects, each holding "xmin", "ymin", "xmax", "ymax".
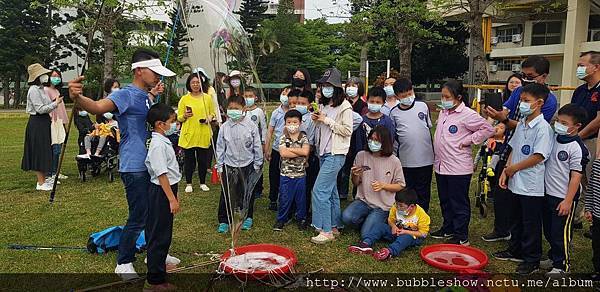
[{"xmin": 68, "ymin": 49, "xmax": 176, "ymax": 280}]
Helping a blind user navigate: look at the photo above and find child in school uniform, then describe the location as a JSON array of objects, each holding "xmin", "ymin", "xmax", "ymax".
[
  {"xmin": 542, "ymin": 104, "xmax": 589, "ymax": 276},
  {"xmin": 295, "ymin": 90, "xmax": 319, "ymax": 224},
  {"xmin": 273, "ymin": 110, "xmax": 310, "ymax": 231},
  {"xmin": 495, "ymin": 83, "xmax": 554, "ymax": 275},
  {"xmin": 431, "ymin": 79, "xmax": 494, "ymax": 246},
  {"xmin": 244, "ymin": 86, "xmax": 267, "ymax": 199},
  {"xmin": 266, "ymin": 86, "xmax": 293, "ymax": 211},
  {"xmin": 388, "ymin": 78, "xmax": 434, "ymax": 211},
  {"xmin": 216, "ymin": 95, "xmax": 263, "ymax": 233},
  {"xmin": 354, "ymin": 86, "xmax": 395, "ymax": 156},
  {"xmin": 351, "ymin": 188, "xmax": 430, "ymax": 261},
  {"xmin": 144, "ymin": 103, "xmax": 182, "ymax": 291}
]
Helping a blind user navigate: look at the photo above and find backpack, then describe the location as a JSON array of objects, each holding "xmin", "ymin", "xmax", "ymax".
[{"xmin": 86, "ymin": 226, "xmax": 146, "ymax": 254}]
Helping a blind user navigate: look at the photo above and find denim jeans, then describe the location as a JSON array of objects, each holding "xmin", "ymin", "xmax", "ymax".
[
  {"xmin": 311, "ymin": 154, "xmax": 345, "ymax": 233},
  {"xmin": 342, "ymin": 199, "xmax": 388, "ymax": 238},
  {"xmin": 48, "ymin": 144, "xmax": 61, "ymax": 176},
  {"xmin": 117, "ymin": 171, "xmax": 150, "ymax": 265},
  {"xmin": 362, "ymin": 222, "xmax": 424, "ymax": 256}
]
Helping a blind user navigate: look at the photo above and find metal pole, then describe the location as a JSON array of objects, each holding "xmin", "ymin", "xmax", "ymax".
[
  {"xmin": 365, "ymin": 61, "xmax": 370, "ymax": 95},
  {"xmin": 386, "ymin": 59, "xmax": 390, "ymax": 78}
]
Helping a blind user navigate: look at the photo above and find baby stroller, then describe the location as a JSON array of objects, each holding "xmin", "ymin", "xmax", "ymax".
[{"xmin": 76, "ymin": 127, "xmax": 120, "ymax": 182}]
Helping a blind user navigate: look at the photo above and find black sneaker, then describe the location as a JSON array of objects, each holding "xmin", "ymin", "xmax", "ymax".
[
  {"xmin": 273, "ymin": 221, "xmax": 284, "ymax": 231},
  {"xmin": 493, "ymin": 250, "xmax": 524, "ymax": 262},
  {"xmin": 481, "ymin": 232, "xmax": 511, "ymax": 242},
  {"xmin": 297, "ymin": 219, "xmax": 308, "ymax": 230},
  {"xmin": 446, "ymin": 237, "xmax": 470, "ymax": 246},
  {"xmin": 516, "ymin": 262, "xmax": 539, "ymax": 275},
  {"xmin": 268, "ymin": 202, "xmax": 277, "ymax": 211},
  {"xmin": 430, "ymin": 229, "xmax": 453, "ymax": 239}
]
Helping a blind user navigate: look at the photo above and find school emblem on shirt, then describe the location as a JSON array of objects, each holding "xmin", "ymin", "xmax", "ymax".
[
  {"xmin": 558, "ymin": 150, "xmax": 569, "ymax": 161},
  {"xmin": 592, "ymin": 92, "xmax": 599, "ymax": 102},
  {"xmin": 418, "ymin": 112, "xmax": 426, "ymax": 120},
  {"xmin": 521, "ymin": 145, "xmax": 531, "ymax": 155},
  {"xmin": 448, "ymin": 125, "xmax": 458, "ymax": 134},
  {"xmin": 251, "ymin": 115, "xmax": 258, "ymax": 121},
  {"xmin": 245, "ymin": 140, "xmax": 253, "ymax": 149}
]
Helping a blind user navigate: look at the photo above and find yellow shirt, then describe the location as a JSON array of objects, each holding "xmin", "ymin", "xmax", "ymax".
[
  {"xmin": 388, "ymin": 203, "xmax": 430, "ymax": 238},
  {"xmin": 177, "ymin": 92, "xmax": 215, "ymax": 149}
]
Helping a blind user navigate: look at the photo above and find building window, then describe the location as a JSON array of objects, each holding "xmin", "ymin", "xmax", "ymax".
[
  {"xmin": 495, "ymin": 59, "xmax": 522, "ymax": 71},
  {"xmin": 496, "ymin": 26, "xmax": 521, "ymax": 43},
  {"xmin": 531, "ymin": 21, "xmax": 562, "ymax": 46}
]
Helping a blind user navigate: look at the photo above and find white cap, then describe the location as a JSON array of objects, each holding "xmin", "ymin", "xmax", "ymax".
[
  {"xmin": 131, "ymin": 59, "xmax": 176, "ymax": 77},
  {"xmin": 229, "ymin": 70, "xmax": 241, "ymax": 77}
]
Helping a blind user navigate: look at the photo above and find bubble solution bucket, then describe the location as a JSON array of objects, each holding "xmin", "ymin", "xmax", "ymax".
[
  {"xmin": 219, "ymin": 244, "xmax": 297, "ymax": 280},
  {"xmin": 420, "ymin": 244, "xmax": 489, "ymax": 274}
]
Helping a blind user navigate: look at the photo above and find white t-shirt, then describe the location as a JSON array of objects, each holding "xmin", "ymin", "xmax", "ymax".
[
  {"xmin": 545, "ymin": 134, "xmax": 589, "ymax": 199},
  {"xmin": 389, "ymin": 101, "xmax": 434, "ymax": 168}
]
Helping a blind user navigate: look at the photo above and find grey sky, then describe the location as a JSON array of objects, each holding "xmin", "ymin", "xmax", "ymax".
[{"xmin": 304, "ymin": 0, "xmax": 351, "ymax": 23}]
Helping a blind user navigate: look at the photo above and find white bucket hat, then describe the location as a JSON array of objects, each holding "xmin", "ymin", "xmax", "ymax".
[{"xmin": 131, "ymin": 59, "xmax": 176, "ymax": 77}]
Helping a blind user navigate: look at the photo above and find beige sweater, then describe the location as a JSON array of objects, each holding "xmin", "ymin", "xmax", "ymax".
[{"xmin": 318, "ymin": 99, "xmax": 353, "ymax": 155}]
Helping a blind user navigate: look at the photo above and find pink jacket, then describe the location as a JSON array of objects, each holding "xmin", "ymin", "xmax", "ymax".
[
  {"xmin": 433, "ymin": 102, "xmax": 494, "ymax": 175},
  {"xmin": 44, "ymin": 87, "xmax": 68, "ymax": 124}
]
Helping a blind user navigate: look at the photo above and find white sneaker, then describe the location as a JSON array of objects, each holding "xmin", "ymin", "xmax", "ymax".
[
  {"xmin": 144, "ymin": 254, "xmax": 181, "ymax": 265},
  {"xmin": 185, "ymin": 185, "xmax": 193, "ymax": 193},
  {"xmin": 58, "ymin": 173, "xmax": 68, "ymax": 179},
  {"xmin": 36, "ymin": 182, "xmax": 52, "ymax": 191},
  {"xmin": 114, "ymin": 263, "xmax": 139, "ymax": 280},
  {"xmin": 545, "ymin": 267, "xmax": 567, "ymax": 277},
  {"xmin": 77, "ymin": 154, "xmax": 90, "ymax": 159},
  {"xmin": 45, "ymin": 177, "xmax": 60, "ymax": 185},
  {"xmin": 311, "ymin": 233, "xmax": 335, "ymax": 244},
  {"xmin": 200, "ymin": 184, "xmax": 210, "ymax": 192}
]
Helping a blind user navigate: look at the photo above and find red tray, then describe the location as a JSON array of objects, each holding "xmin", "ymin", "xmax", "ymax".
[
  {"xmin": 420, "ymin": 244, "xmax": 488, "ymax": 273},
  {"xmin": 220, "ymin": 244, "xmax": 297, "ymax": 280}
]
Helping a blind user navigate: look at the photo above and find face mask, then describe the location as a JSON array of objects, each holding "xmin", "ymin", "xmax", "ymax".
[
  {"xmin": 50, "ymin": 77, "xmax": 61, "ymax": 86},
  {"xmin": 245, "ymin": 97, "xmax": 255, "ymax": 107},
  {"xmin": 292, "ymin": 78, "xmax": 306, "ymax": 88},
  {"xmin": 384, "ymin": 86, "xmax": 395, "ymax": 97},
  {"xmin": 230, "ymin": 79, "xmax": 241, "ymax": 88},
  {"xmin": 439, "ymin": 100, "xmax": 455, "ymax": 110},
  {"xmin": 280, "ymin": 94, "xmax": 288, "ymax": 106},
  {"xmin": 367, "ymin": 139, "xmax": 382, "ymax": 152},
  {"xmin": 322, "ymin": 86, "xmax": 334, "ymax": 98},
  {"xmin": 346, "ymin": 86, "xmax": 358, "ymax": 98},
  {"xmin": 78, "ymin": 110, "xmax": 88, "ymax": 117},
  {"xmin": 554, "ymin": 122, "xmax": 570, "ymax": 136},
  {"xmin": 111, "ymin": 88, "xmax": 120, "ymax": 93},
  {"xmin": 399, "ymin": 95, "xmax": 415, "ymax": 106},
  {"xmin": 39, "ymin": 75, "xmax": 49, "ymax": 84},
  {"xmin": 367, "ymin": 103, "xmax": 382, "ymax": 113},
  {"xmin": 296, "ymin": 105, "xmax": 308, "ymax": 115},
  {"xmin": 286, "ymin": 125, "xmax": 299, "ymax": 134},
  {"xmin": 576, "ymin": 66, "xmax": 589, "ymax": 80},
  {"xmin": 227, "ymin": 109, "xmax": 243, "ymax": 121},
  {"xmin": 164, "ymin": 122, "xmax": 177, "ymax": 136},
  {"xmin": 519, "ymin": 102, "xmax": 535, "ymax": 116},
  {"xmin": 398, "ymin": 208, "xmax": 410, "ymax": 216},
  {"xmin": 521, "ymin": 77, "xmax": 536, "ymax": 84},
  {"xmin": 103, "ymin": 112, "xmax": 114, "ymax": 120}
]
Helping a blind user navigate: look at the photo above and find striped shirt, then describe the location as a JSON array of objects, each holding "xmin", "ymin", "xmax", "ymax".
[{"xmin": 586, "ymin": 160, "xmax": 600, "ymax": 218}]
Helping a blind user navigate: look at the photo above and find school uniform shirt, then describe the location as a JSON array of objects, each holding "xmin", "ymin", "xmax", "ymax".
[
  {"xmin": 354, "ymin": 151, "xmax": 406, "ymax": 211},
  {"xmin": 279, "ymin": 132, "xmax": 309, "ymax": 178},
  {"xmin": 388, "ymin": 203, "xmax": 430, "ymax": 238},
  {"xmin": 381, "ymin": 100, "xmax": 399, "ymax": 116},
  {"xmin": 433, "ymin": 102, "xmax": 495, "ymax": 175},
  {"xmin": 145, "ymin": 132, "xmax": 182, "ymax": 185},
  {"xmin": 177, "ymin": 92, "xmax": 215, "ymax": 149},
  {"xmin": 389, "ymin": 100, "xmax": 434, "ymax": 168},
  {"xmin": 504, "ymin": 86, "xmax": 557, "ymax": 122},
  {"xmin": 507, "ymin": 114, "xmax": 553, "ymax": 197},
  {"xmin": 247, "ymin": 107, "xmax": 267, "ymax": 145},
  {"xmin": 108, "ymin": 84, "xmax": 152, "ymax": 172},
  {"xmin": 354, "ymin": 114, "xmax": 395, "ymax": 154},
  {"xmin": 216, "ymin": 116, "xmax": 263, "ymax": 172},
  {"xmin": 570, "ymin": 81, "xmax": 600, "ymax": 139},
  {"xmin": 300, "ymin": 112, "xmax": 316, "ymax": 146},
  {"xmin": 269, "ymin": 106, "xmax": 286, "ymax": 151},
  {"xmin": 544, "ymin": 134, "xmax": 589, "ymax": 199}
]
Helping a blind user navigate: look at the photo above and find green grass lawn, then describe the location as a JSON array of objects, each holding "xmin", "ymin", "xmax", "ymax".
[{"xmin": 0, "ymin": 109, "xmax": 595, "ymax": 287}]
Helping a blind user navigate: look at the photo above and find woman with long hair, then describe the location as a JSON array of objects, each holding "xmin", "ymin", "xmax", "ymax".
[
  {"xmin": 45, "ymin": 69, "xmax": 69, "ymax": 180},
  {"xmin": 503, "ymin": 73, "xmax": 523, "ymax": 103},
  {"xmin": 292, "ymin": 68, "xmax": 313, "ymax": 93}
]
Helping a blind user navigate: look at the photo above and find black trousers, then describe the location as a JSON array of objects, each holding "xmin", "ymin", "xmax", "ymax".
[
  {"xmin": 492, "ymin": 186, "xmax": 513, "ymax": 236},
  {"xmin": 268, "ymin": 149, "xmax": 281, "ymax": 204},
  {"xmin": 146, "ymin": 183, "xmax": 177, "ymax": 285},
  {"xmin": 337, "ymin": 149, "xmax": 357, "ymax": 199},
  {"xmin": 508, "ymin": 192, "xmax": 543, "ymax": 264},
  {"xmin": 435, "ymin": 173, "xmax": 472, "ymax": 241},
  {"xmin": 184, "ymin": 147, "xmax": 210, "ymax": 184},
  {"xmin": 254, "ymin": 174, "xmax": 264, "ymax": 196},
  {"xmin": 305, "ymin": 152, "xmax": 320, "ymax": 216},
  {"xmin": 218, "ymin": 164, "xmax": 258, "ymax": 224},
  {"xmin": 543, "ymin": 195, "xmax": 576, "ymax": 271},
  {"xmin": 593, "ymin": 216, "xmax": 600, "ymax": 273},
  {"xmin": 403, "ymin": 165, "xmax": 433, "ymax": 212}
]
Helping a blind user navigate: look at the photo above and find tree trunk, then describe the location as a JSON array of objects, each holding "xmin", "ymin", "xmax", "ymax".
[
  {"xmin": 103, "ymin": 27, "xmax": 115, "ymax": 80},
  {"xmin": 14, "ymin": 72, "xmax": 21, "ymax": 107},
  {"xmin": 3, "ymin": 79, "xmax": 9, "ymax": 108},
  {"xmin": 469, "ymin": 11, "xmax": 488, "ymax": 84},
  {"xmin": 359, "ymin": 40, "xmax": 368, "ymax": 84},
  {"xmin": 396, "ymin": 29, "xmax": 413, "ymax": 79}
]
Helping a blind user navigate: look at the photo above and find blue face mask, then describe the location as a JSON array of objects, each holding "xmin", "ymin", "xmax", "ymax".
[
  {"xmin": 368, "ymin": 139, "xmax": 382, "ymax": 152},
  {"xmin": 384, "ymin": 86, "xmax": 395, "ymax": 97},
  {"xmin": 439, "ymin": 100, "xmax": 455, "ymax": 110},
  {"xmin": 346, "ymin": 86, "xmax": 358, "ymax": 97},
  {"xmin": 519, "ymin": 102, "xmax": 534, "ymax": 116},
  {"xmin": 103, "ymin": 112, "xmax": 113, "ymax": 120},
  {"xmin": 164, "ymin": 122, "xmax": 177, "ymax": 136},
  {"xmin": 245, "ymin": 97, "xmax": 255, "ymax": 107},
  {"xmin": 296, "ymin": 105, "xmax": 308, "ymax": 115},
  {"xmin": 322, "ymin": 86, "xmax": 334, "ymax": 98},
  {"xmin": 576, "ymin": 66, "xmax": 589, "ymax": 80},
  {"xmin": 399, "ymin": 95, "xmax": 415, "ymax": 106},
  {"xmin": 554, "ymin": 122, "xmax": 570, "ymax": 136},
  {"xmin": 227, "ymin": 109, "xmax": 243, "ymax": 121},
  {"xmin": 367, "ymin": 103, "xmax": 382, "ymax": 113},
  {"xmin": 50, "ymin": 77, "xmax": 61, "ymax": 86},
  {"xmin": 280, "ymin": 94, "xmax": 288, "ymax": 106},
  {"xmin": 78, "ymin": 110, "xmax": 88, "ymax": 117}
]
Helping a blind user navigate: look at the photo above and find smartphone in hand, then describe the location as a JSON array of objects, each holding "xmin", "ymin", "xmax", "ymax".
[{"xmin": 186, "ymin": 106, "xmax": 193, "ymax": 114}]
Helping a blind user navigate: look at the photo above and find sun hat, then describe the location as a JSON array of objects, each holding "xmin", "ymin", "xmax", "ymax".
[{"xmin": 27, "ymin": 63, "xmax": 52, "ymax": 83}]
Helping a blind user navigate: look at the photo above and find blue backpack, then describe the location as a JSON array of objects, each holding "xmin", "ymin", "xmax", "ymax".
[{"xmin": 87, "ymin": 226, "xmax": 146, "ymax": 254}]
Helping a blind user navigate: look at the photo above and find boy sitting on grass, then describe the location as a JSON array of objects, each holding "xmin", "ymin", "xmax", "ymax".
[{"xmin": 349, "ymin": 188, "xmax": 430, "ymax": 261}]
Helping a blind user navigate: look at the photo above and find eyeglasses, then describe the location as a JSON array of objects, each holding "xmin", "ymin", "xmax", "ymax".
[{"xmin": 520, "ymin": 72, "xmax": 541, "ymax": 80}]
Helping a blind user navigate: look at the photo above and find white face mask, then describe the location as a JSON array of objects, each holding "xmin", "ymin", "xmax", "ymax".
[
  {"xmin": 286, "ymin": 125, "xmax": 299, "ymax": 134},
  {"xmin": 39, "ymin": 75, "xmax": 49, "ymax": 84},
  {"xmin": 111, "ymin": 88, "xmax": 120, "ymax": 93}
]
